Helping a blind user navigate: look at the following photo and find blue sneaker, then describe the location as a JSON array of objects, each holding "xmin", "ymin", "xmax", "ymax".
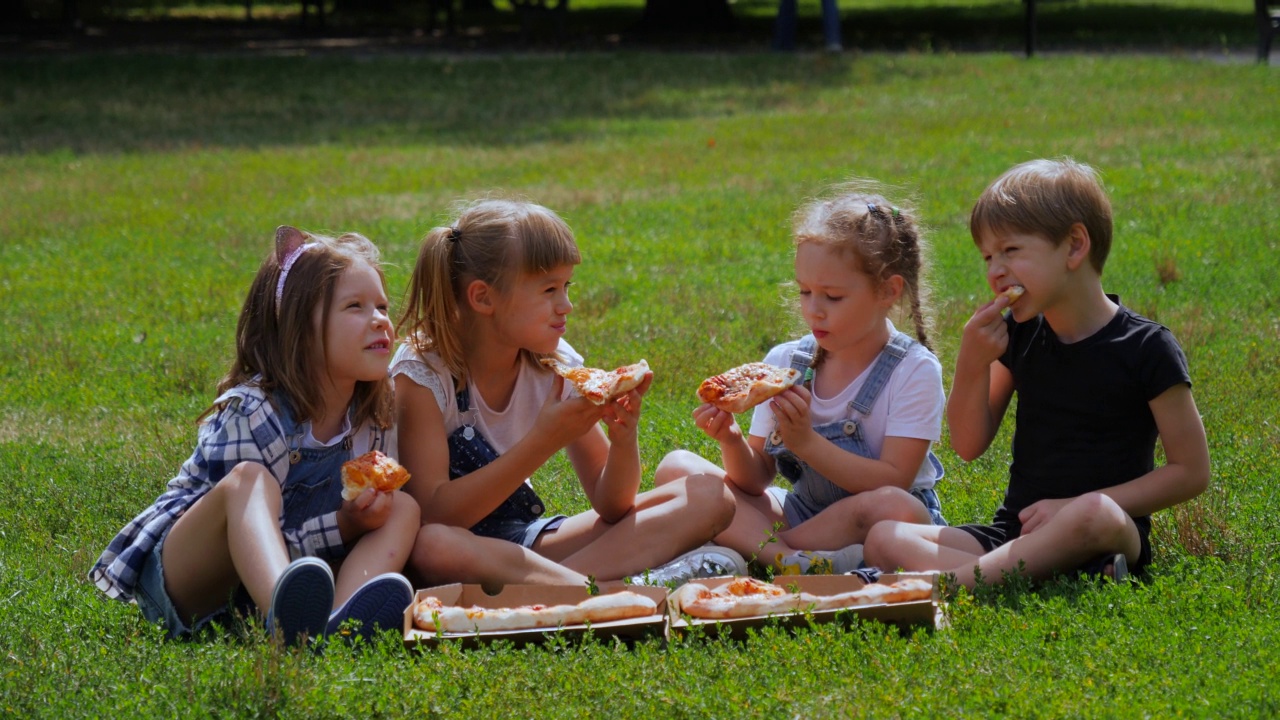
[
  {"xmin": 265, "ymin": 557, "xmax": 334, "ymax": 646},
  {"xmin": 326, "ymin": 573, "xmax": 414, "ymax": 643}
]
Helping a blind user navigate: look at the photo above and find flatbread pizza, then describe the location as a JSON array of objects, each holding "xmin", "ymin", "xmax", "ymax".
[
  {"xmin": 697, "ymin": 362, "xmax": 803, "ymax": 414},
  {"xmin": 540, "ymin": 357, "xmax": 651, "ymax": 405},
  {"xmin": 670, "ymin": 577, "xmax": 933, "ymax": 621},
  {"xmin": 999, "ymin": 285, "xmax": 1025, "ymax": 303},
  {"xmin": 340, "ymin": 450, "xmax": 411, "ymax": 501},
  {"xmin": 413, "ymin": 590, "xmax": 658, "ymax": 633}
]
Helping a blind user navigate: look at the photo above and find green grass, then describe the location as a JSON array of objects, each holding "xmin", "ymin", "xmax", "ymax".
[{"xmin": 1, "ymin": 50, "xmax": 1278, "ymax": 717}]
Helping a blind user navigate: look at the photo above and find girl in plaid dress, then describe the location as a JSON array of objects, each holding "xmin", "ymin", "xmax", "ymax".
[{"xmin": 91, "ymin": 227, "xmax": 420, "ymax": 645}]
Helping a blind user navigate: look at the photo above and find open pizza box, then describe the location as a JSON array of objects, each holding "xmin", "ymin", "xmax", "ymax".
[
  {"xmin": 403, "ymin": 583, "xmax": 670, "ymax": 648},
  {"xmin": 667, "ymin": 572, "xmax": 944, "ymax": 638}
]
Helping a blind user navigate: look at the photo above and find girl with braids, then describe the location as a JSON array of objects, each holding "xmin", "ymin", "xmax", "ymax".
[{"xmin": 655, "ymin": 186, "xmax": 947, "ymax": 575}]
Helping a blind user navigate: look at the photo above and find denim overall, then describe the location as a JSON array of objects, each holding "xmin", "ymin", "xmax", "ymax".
[
  {"xmin": 448, "ymin": 386, "xmax": 564, "ymax": 546},
  {"xmin": 135, "ymin": 396, "xmax": 388, "ymax": 637},
  {"xmin": 276, "ymin": 395, "xmax": 390, "ymax": 545},
  {"xmin": 764, "ymin": 333, "xmax": 947, "ymax": 527}
]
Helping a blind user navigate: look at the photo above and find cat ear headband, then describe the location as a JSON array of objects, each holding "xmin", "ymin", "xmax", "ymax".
[{"xmin": 274, "ymin": 225, "xmax": 319, "ymax": 314}]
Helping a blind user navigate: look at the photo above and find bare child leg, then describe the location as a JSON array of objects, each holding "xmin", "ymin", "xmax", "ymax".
[
  {"xmin": 866, "ymin": 493, "xmax": 1141, "ymax": 589},
  {"xmin": 161, "ymin": 461, "xmax": 293, "ymax": 619},
  {"xmin": 409, "ymin": 523, "xmax": 590, "ymax": 589},
  {"xmin": 332, "ymin": 491, "xmax": 420, "ymax": 605},
  {"xmin": 160, "ymin": 462, "xmax": 334, "ymax": 644},
  {"xmin": 533, "ymin": 473, "xmax": 735, "ymax": 580}
]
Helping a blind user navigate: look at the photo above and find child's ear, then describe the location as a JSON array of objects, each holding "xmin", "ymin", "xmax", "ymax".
[
  {"xmin": 879, "ymin": 274, "xmax": 905, "ymax": 305},
  {"xmin": 275, "ymin": 226, "xmax": 309, "ymax": 264},
  {"xmin": 1065, "ymin": 223, "xmax": 1092, "ymax": 271},
  {"xmin": 465, "ymin": 279, "xmax": 496, "ymax": 315}
]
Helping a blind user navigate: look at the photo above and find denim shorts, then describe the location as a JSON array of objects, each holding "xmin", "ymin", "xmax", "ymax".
[
  {"xmin": 480, "ymin": 514, "xmax": 568, "ymax": 548},
  {"xmin": 134, "ymin": 528, "xmax": 252, "ymax": 638},
  {"xmin": 766, "ymin": 485, "xmax": 947, "ymax": 529}
]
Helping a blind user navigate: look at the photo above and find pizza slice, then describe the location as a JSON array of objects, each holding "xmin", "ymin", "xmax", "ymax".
[
  {"xmin": 413, "ymin": 590, "xmax": 658, "ymax": 633},
  {"xmin": 540, "ymin": 357, "xmax": 651, "ymax": 405},
  {"xmin": 340, "ymin": 450, "xmax": 411, "ymax": 501},
  {"xmin": 670, "ymin": 577, "xmax": 933, "ymax": 620},
  {"xmin": 697, "ymin": 362, "xmax": 803, "ymax": 414},
  {"xmin": 999, "ymin": 285, "xmax": 1026, "ymax": 303}
]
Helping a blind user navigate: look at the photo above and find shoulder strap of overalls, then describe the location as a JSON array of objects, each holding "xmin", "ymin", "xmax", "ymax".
[
  {"xmin": 455, "ymin": 384, "xmax": 472, "ymax": 412},
  {"xmin": 849, "ymin": 331, "xmax": 914, "ymax": 415},
  {"xmin": 789, "ymin": 335, "xmax": 818, "ymax": 387}
]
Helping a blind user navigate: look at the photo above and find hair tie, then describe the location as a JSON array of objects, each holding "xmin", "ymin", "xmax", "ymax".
[
  {"xmin": 447, "ymin": 227, "xmax": 461, "ymax": 243},
  {"xmin": 275, "ymin": 242, "xmax": 319, "ymax": 312},
  {"xmin": 890, "ymin": 206, "xmax": 900, "ymax": 218},
  {"xmin": 867, "ymin": 204, "xmax": 878, "ymax": 214}
]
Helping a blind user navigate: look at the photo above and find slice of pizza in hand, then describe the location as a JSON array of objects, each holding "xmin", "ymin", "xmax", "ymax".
[
  {"xmin": 341, "ymin": 450, "xmax": 411, "ymax": 501},
  {"xmin": 697, "ymin": 362, "xmax": 803, "ymax": 414},
  {"xmin": 540, "ymin": 357, "xmax": 651, "ymax": 405},
  {"xmin": 999, "ymin": 285, "xmax": 1025, "ymax": 303}
]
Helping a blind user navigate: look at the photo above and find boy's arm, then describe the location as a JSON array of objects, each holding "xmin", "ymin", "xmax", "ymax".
[
  {"xmin": 1100, "ymin": 383, "xmax": 1210, "ymax": 517},
  {"xmin": 948, "ymin": 297, "xmax": 1016, "ymax": 461}
]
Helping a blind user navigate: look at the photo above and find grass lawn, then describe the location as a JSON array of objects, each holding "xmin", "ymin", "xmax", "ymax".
[{"xmin": 1, "ymin": 44, "xmax": 1278, "ymax": 717}]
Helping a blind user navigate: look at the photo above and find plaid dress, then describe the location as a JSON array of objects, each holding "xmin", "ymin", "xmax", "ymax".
[{"xmin": 89, "ymin": 384, "xmax": 348, "ymax": 602}]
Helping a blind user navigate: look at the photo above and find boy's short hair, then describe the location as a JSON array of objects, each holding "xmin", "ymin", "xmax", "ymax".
[{"xmin": 970, "ymin": 158, "xmax": 1113, "ymax": 274}]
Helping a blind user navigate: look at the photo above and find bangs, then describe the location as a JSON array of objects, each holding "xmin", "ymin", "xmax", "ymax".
[{"xmin": 516, "ymin": 207, "xmax": 581, "ymax": 274}]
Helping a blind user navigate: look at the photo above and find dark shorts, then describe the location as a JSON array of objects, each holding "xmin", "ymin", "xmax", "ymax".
[
  {"xmin": 476, "ymin": 514, "xmax": 568, "ymax": 548},
  {"xmin": 135, "ymin": 527, "xmax": 254, "ymax": 638},
  {"xmin": 957, "ymin": 505, "xmax": 1153, "ymax": 576}
]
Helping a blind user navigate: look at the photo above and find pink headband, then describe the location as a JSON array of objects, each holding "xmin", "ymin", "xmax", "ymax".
[{"xmin": 275, "ymin": 242, "xmax": 319, "ymax": 311}]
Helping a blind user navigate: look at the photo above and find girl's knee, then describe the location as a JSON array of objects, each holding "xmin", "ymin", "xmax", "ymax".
[
  {"xmin": 867, "ymin": 486, "xmax": 930, "ymax": 524},
  {"xmin": 390, "ymin": 491, "xmax": 422, "ymax": 527},
  {"xmin": 683, "ymin": 473, "xmax": 735, "ymax": 524},
  {"xmin": 219, "ymin": 462, "xmax": 281, "ymax": 501},
  {"xmin": 411, "ymin": 524, "xmax": 472, "ymax": 580},
  {"xmin": 654, "ymin": 449, "xmax": 718, "ymax": 486}
]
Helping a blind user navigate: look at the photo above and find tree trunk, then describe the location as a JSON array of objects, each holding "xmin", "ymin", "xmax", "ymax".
[{"xmin": 638, "ymin": 0, "xmax": 734, "ymax": 32}]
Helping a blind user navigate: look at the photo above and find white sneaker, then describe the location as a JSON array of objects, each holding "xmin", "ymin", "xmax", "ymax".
[
  {"xmin": 627, "ymin": 545, "xmax": 749, "ymax": 587},
  {"xmin": 777, "ymin": 544, "xmax": 864, "ymax": 576}
]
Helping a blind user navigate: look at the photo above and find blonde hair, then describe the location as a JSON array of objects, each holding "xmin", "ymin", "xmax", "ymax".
[
  {"xmin": 206, "ymin": 230, "xmax": 393, "ymax": 430},
  {"xmin": 970, "ymin": 158, "xmax": 1114, "ymax": 273},
  {"xmin": 397, "ymin": 198, "xmax": 581, "ymax": 384},
  {"xmin": 792, "ymin": 184, "xmax": 934, "ymax": 356}
]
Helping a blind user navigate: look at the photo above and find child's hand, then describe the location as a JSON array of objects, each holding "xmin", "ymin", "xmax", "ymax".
[
  {"xmin": 692, "ymin": 403, "xmax": 742, "ymax": 444},
  {"xmin": 770, "ymin": 385, "xmax": 817, "ymax": 450},
  {"xmin": 338, "ymin": 487, "xmax": 394, "ymax": 537},
  {"xmin": 537, "ymin": 376, "xmax": 609, "ymax": 447},
  {"xmin": 602, "ymin": 372, "xmax": 652, "ymax": 441},
  {"xmin": 1017, "ymin": 498, "xmax": 1070, "ymax": 535},
  {"xmin": 956, "ymin": 296, "xmax": 1012, "ymax": 374}
]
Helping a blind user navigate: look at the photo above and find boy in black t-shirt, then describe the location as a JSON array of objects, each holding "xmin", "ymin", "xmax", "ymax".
[{"xmin": 864, "ymin": 159, "xmax": 1210, "ymax": 588}]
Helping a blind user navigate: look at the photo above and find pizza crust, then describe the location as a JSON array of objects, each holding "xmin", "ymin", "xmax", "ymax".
[
  {"xmin": 671, "ymin": 577, "xmax": 933, "ymax": 621},
  {"xmin": 540, "ymin": 358, "xmax": 651, "ymax": 405},
  {"xmin": 1000, "ymin": 285, "xmax": 1025, "ymax": 303},
  {"xmin": 340, "ymin": 450, "xmax": 411, "ymax": 501},
  {"xmin": 697, "ymin": 362, "xmax": 803, "ymax": 414},
  {"xmin": 413, "ymin": 590, "xmax": 659, "ymax": 633}
]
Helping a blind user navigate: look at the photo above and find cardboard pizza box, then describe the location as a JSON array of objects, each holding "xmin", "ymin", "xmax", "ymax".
[
  {"xmin": 666, "ymin": 572, "xmax": 943, "ymax": 638},
  {"xmin": 403, "ymin": 583, "xmax": 669, "ymax": 648}
]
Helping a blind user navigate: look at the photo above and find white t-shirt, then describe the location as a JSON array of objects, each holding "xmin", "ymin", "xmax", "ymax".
[
  {"xmin": 388, "ymin": 339, "xmax": 582, "ymax": 482},
  {"xmin": 298, "ymin": 412, "xmax": 395, "ymax": 459},
  {"xmin": 747, "ymin": 321, "xmax": 945, "ymax": 490}
]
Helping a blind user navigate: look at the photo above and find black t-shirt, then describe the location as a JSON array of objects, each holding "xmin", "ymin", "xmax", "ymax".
[{"xmin": 997, "ymin": 297, "xmax": 1191, "ymax": 515}]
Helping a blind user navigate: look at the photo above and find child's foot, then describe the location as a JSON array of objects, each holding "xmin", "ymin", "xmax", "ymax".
[
  {"xmin": 266, "ymin": 557, "xmax": 334, "ymax": 646},
  {"xmin": 626, "ymin": 545, "xmax": 749, "ymax": 587},
  {"xmin": 777, "ymin": 545, "xmax": 865, "ymax": 576},
  {"xmin": 326, "ymin": 572, "xmax": 414, "ymax": 643}
]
